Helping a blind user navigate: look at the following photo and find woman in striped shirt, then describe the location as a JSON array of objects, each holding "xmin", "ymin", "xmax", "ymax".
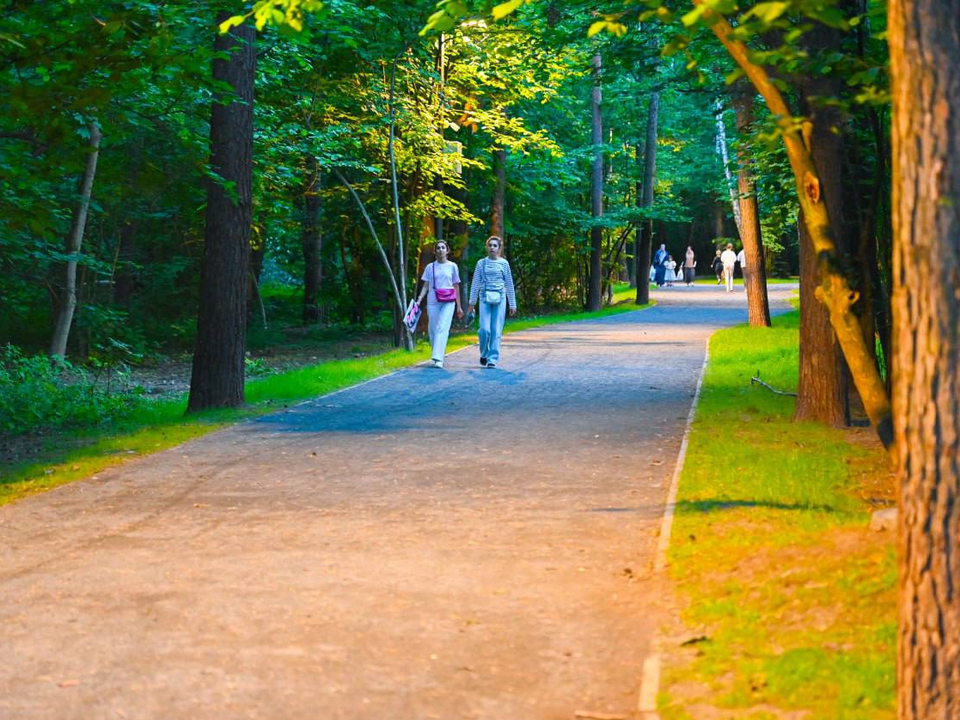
[{"xmin": 467, "ymin": 236, "xmax": 517, "ymax": 369}]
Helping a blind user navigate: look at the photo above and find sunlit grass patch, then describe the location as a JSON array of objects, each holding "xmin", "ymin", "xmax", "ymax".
[{"xmin": 661, "ymin": 310, "xmax": 895, "ymax": 720}]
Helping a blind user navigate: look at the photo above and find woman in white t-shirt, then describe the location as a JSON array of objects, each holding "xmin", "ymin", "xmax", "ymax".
[{"xmin": 416, "ymin": 241, "xmax": 463, "ymax": 368}]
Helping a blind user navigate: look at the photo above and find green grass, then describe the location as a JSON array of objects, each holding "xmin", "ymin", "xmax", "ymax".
[
  {"xmin": 660, "ymin": 310, "xmax": 895, "ymax": 720},
  {"xmin": 1, "ymin": 295, "xmax": 653, "ymax": 506},
  {"xmin": 692, "ymin": 275, "xmax": 799, "ymax": 285}
]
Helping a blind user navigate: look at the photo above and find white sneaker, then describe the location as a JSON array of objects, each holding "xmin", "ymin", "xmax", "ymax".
[
  {"xmin": 430, "ymin": 359, "xmax": 441, "ymax": 368},
  {"xmin": 486, "ymin": 362, "xmax": 497, "ymax": 369}
]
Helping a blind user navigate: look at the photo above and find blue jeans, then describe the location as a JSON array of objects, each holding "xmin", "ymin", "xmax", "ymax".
[{"xmin": 479, "ymin": 299, "xmax": 507, "ymax": 364}]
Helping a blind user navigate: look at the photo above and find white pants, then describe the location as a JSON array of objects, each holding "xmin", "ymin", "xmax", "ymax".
[
  {"xmin": 427, "ymin": 301, "xmax": 455, "ymax": 362},
  {"xmin": 723, "ymin": 265, "xmax": 735, "ymax": 292}
]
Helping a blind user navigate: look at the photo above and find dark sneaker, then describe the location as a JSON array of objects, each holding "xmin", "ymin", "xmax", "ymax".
[{"xmin": 480, "ymin": 357, "xmax": 487, "ymax": 366}]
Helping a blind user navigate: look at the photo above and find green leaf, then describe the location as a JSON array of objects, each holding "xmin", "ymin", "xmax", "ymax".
[
  {"xmin": 681, "ymin": 5, "xmax": 709, "ymax": 27},
  {"xmin": 587, "ymin": 21, "xmax": 607, "ymax": 38},
  {"xmin": 746, "ymin": 1, "xmax": 789, "ymax": 23},
  {"xmin": 491, "ymin": 0, "xmax": 525, "ymax": 20},
  {"xmin": 218, "ymin": 15, "xmax": 247, "ymax": 34}
]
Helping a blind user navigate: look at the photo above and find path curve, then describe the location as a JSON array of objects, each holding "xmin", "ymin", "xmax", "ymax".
[{"xmin": 0, "ymin": 284, "xmax": 796, "ymax": 720}]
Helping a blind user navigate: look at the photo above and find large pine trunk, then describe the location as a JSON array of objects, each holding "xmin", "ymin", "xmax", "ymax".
[
  {"xmin": 889, "ymin": 0, "xmax": 960, "ymax": 715},
  {"xmin": 587, "ymin": 52, "xmax": 603, "ymax": 311},
  {"xmin": 732, "ymin": 90, "xmax": 771, "ymax": 327},
  {"xmin": 635, "ymin": 91, "xmax": 658, "ymax": 306},
  {"xmin": 302, "ymin": 156, "xmax": 322, "ymax": 325},
  {"xmin": 793, "ymin": 27, "xmax": 853, "ymax": 425},
  {"xmin": 187, "ymin": 18, "xmax": 255, "ymax": 412}
]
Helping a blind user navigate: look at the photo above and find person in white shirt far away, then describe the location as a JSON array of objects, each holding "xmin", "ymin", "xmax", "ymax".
[
  {"xmin": 737, "ymin": 247, "xmax": 747, "ymax": 285},
  {"xmin": 720, "ymin": 243, "xmax": 738, "ymax": 293}
]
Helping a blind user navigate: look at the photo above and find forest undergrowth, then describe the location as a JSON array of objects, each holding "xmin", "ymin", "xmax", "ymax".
[{"xmin": 661, "ymin": 311, "xmax": 896, "ymax": 719}]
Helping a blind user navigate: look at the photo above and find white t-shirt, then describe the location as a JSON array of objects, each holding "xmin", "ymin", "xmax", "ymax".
[
  {"xmin": 737, "ymin": 249, "xmax": 746, "ymax": 267},
  {"xmin": 721, "ymin": 249, "xmax": 738, "ymax": 268},
  {"xmin": 421, "ymin": 261, "xmax": 460, "ymax": 304}
]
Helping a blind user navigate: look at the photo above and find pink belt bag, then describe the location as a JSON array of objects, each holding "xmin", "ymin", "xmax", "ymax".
[{"xmin": 432, "ymin": 263, "xmax": 457, "ymax": 303}]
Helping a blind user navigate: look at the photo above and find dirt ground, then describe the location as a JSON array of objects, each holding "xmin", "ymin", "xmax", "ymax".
[{"xmin": 0, "ymin": 285, "xmax": 797, "ymax": 720}]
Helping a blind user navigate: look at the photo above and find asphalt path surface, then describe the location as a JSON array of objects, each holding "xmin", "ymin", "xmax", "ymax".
[{"xmin": 0, "ymin": 283, "xmax": 796, "ymax": 720}]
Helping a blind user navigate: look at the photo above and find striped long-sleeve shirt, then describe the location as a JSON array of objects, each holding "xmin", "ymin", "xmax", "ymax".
[{"xmin": 469, "ymin": 257, "xmax": 517, "ymax": 310}]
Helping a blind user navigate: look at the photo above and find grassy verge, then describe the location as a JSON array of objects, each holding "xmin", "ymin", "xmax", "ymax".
[
  {"xmin": 660, "ymin": 311, "xmax": 895, "ymax": 719},
  {"xmin": 0, "ymin": 294, "xmax": 652, "ymax": 506}
]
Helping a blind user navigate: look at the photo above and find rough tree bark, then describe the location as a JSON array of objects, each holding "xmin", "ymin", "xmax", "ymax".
[
  {"xmin": 49, "ymin": 121, "xmax": 101, "ymax": 358},
  {"xmin": 302, "ymin": 155, "xmax": 322, "ymax": 325},
  {"xmin": 732, "ymin": 89, "xmax": 771, "ymax": 327},
  {"xmin": 490, "ymin": 148, "xmax": 505, "ymax": 239},
  {"xmin": 587, "ymin": 52, "xmax": 604, "ymax": 311},
  {"xmin": 187, "ymin": 17, "xmax": 255, "ymax": 412},
  {"xmin": 703, "ymin": 6, "xmax": 892, "ymax": 447},
  {"xmin": 796, "ymin": 214, "xmax": 849, "ymax": 425},
  {"xmin": 635, "ymin": 90, "xmax": 658, "ymax": 306},
  {"xmin": 889, "ymin": 0, "xmax": 960, "ymax": 714}
]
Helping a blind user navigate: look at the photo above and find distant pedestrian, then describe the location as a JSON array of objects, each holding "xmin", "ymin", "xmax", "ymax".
[
  {"xmin": 653, "ymin": 243, "xmax": 668, "ymax": 287},
  {"xmin": 467, "ymin": 236, "xmax": 517, "ymax": 369},
  {"xmin": 712, "ymin": 249, "xmax": 724, "ymax": 285},
  {"xmin": 720, "ymin": 243, "xmax": 738, "ymax": 293},
  {"xmin": 737, "ymin": 247, "xmax": 747, "ymax": 279},
  {"xmin": 665, "ymin": 255, "xmax": 677, "ymax": 287},
  {"xmin": 416, "ymin": 240, "xmax": 463, "ymax": 368},
  {"xmin": 683, "ymin": 246, "xmax": 696, "ymax": 286}
]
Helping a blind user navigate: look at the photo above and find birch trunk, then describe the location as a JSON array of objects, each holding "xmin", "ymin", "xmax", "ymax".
[{"xmin": 49, "ymin": 121, "xmax": 102, "ymax": 358}]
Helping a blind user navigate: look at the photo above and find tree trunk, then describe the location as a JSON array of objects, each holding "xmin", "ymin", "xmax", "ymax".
[
  {"xmin": 715, "ymin": 99, "xmax": 744, "ymax": 238},
  {"xmin": 587, "ymin": 52, "xmax": 603, "ymax": 311},
  {"xmin": 112, "ymin": 220, "xmax": 137, "ymax": 308},
  {"xmin": 703, "ymin": 5, "xmax": 892, "ymax": 447},
  {"xmin": 732, "ymin": 89, "xmax": 771, "ymax": 327},
  {"xmin": 187, "ymin": 17, "xmax": 255, "ymax": 412},
  {"xmin": 49, "ymin": 121, "xmax": 101, "ymax": 358},
  {"xmin": 635, "ymin": 90, "xmax": 658, "ymax": 306},
  {"xmin": 795, "ymin": 214, "xmax": 849, "ymax": 425},
  {"xmin": 628, "ymin": 142, "xmax": 637, "ymax": 289},
  {"xmin": 490, "ymin": 148, "xmax": 505, "ymax": 239},
  {"xmin": 889, "ymin": 0, "xmax": 960, "ymax": 714},
  {"xmin": 386, "ymin": 58, "xmax": 413, "ymax": 350},
  {"xmin": 793, "ymin": 24, "xmax": 859, "ymax": 424},
  {"xmin": 302, "ymin": 156, "xmax": 322, "ymax": 325}
]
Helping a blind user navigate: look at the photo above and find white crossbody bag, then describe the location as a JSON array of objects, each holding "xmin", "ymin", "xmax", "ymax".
[{"xmin": 481, "ymin": 259, "xmax": 503, "ymax": 305}]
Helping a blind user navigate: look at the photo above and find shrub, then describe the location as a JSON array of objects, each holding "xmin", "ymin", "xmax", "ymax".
[{"xmin": 0, "ymin": 344, "xmax": 144, "ymax": 437}]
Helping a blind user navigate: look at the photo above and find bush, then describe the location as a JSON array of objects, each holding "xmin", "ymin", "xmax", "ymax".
[{"xmin": 0, "ymin": 344, "xmax": 144, "ymax": 437}]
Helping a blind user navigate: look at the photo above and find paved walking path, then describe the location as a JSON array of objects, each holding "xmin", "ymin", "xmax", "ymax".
[{"xmin": 0, "ymin": 284, "xmax": 796, "ymax": 720}]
